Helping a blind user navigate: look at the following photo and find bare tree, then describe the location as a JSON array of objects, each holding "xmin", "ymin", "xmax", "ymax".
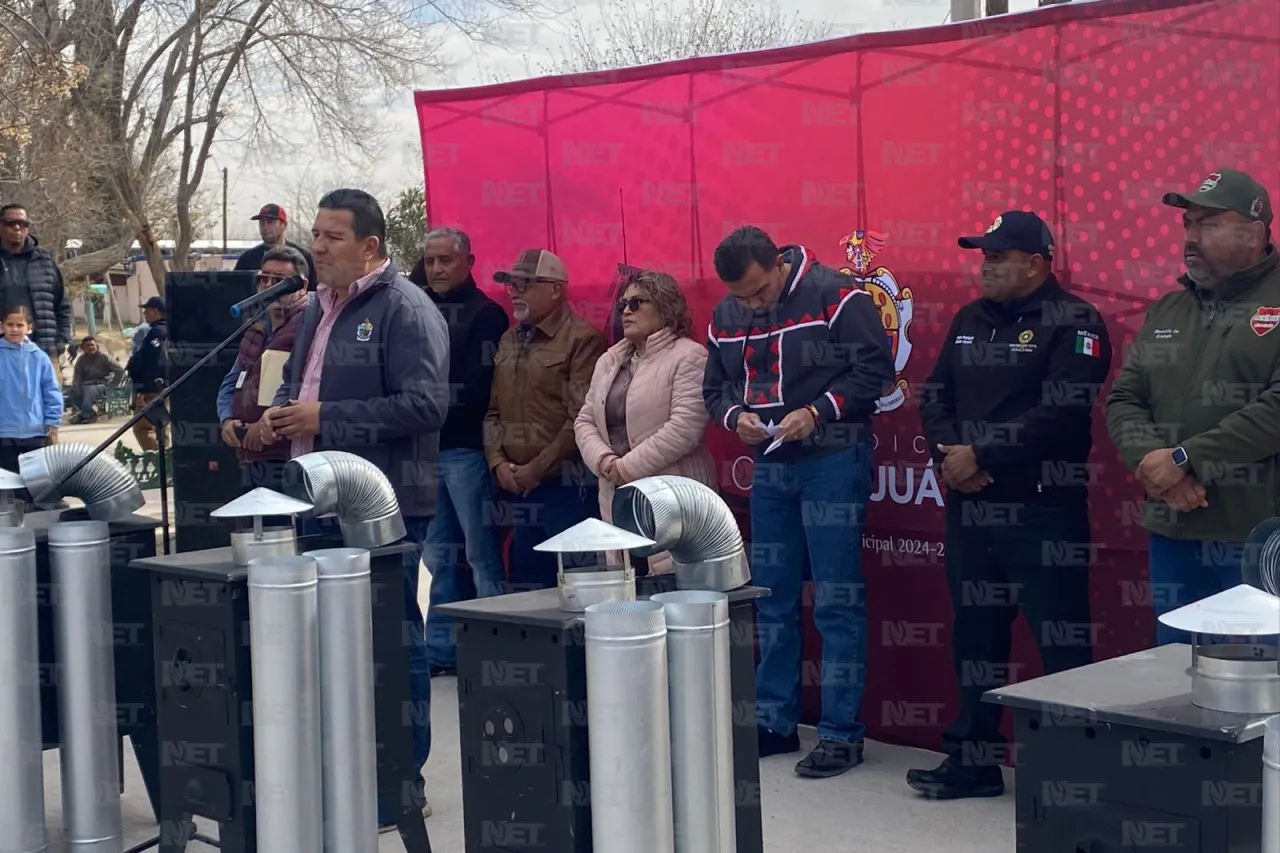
[
  {"xmin": 33, "ymin": 0, "xmax": 545, "ymax": 290},
  {"xmin": 541, "ymin": 0, "xmax": 832, "ymax": 73}
]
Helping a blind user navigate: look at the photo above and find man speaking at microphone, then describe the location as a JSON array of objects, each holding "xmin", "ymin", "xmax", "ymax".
[{"xmin": 259, "ymin": 188, "xmax": 450, "ymax": 826}]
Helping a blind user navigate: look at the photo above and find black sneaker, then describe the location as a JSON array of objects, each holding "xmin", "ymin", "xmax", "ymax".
[
  {"xmin": 795, "ymin": 739, "xmax": 864, "ymax": 778},
  {"xmin": 428, "ymin": 663, "xmax": 456, "ymax": 678},
  {"xmin": 906, "ymin": 759, "xmax": 1005, "ymax": 800},
  {"xmin": 757, "ymin": 726, "xmax": 801, "ymax": 757}
]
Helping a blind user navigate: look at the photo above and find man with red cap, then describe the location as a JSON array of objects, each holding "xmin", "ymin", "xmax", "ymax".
[{"xmin": 234, "ymin": 203, "xmax": 316, "ymax": 289}]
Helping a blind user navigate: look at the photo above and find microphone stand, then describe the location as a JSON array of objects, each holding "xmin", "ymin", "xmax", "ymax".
[{"xmin": 32, "ymin": 309, "xmax": 268, "ymax": 556}]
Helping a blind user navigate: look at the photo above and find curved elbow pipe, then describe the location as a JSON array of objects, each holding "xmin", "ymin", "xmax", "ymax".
[
  {"xmin": 18, "ymin": 443, "xmax": 145, "ymax": 522},
  {"xmin": 284, "ymin": 451, "xmax": 406, "ymax": 549},
  {"xmin": 611, "ymin": 475, "xmax": 750, "ymax": 592}
]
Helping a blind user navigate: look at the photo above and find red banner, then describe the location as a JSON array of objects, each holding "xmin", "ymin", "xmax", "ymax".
[{"xmin": 417, "ymin": 0, "xmax": 1280, "ymax": 749}]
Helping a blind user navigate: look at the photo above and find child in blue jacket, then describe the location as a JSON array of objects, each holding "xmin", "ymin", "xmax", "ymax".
[{"xmin": 0, "ymin": 304, "xmax": 62, "ymax": 481}]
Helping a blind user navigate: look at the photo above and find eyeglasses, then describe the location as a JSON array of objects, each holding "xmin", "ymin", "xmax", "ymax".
[
  {"xmin": 1, "ymin": 219, "xmax": 30, "ymax": 230},
  {"xmin": 617, "ymin": 296, "xmax": 651, "ymax": 314},
  {"xmin": 256, "ymin": 272, "xmax": 288, "ymax": 285}
]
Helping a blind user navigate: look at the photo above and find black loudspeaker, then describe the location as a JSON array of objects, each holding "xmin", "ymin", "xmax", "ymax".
[{"xmin": 165, "ymin": 271, "xmax": 258, "ymax": 552}]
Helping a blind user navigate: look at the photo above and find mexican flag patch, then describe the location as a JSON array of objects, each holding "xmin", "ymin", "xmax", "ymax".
[{"xmin": 1075, "ymin": 331, "xmax": 1100, "ymax": 357}]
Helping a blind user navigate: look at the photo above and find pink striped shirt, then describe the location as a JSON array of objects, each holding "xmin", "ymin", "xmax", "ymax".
[{"xmin": 290, "ymin": 260, "xmax": 390, "ymax": 457}]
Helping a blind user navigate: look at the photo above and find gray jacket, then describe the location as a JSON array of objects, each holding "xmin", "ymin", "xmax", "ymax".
[{"xmin": 274, "ymin": 261, "xmax": 450, "ymax": 518}]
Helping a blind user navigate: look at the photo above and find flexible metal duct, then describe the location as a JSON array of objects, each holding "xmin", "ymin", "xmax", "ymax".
[
  {"xmin": 18, "ymin": 443, "xmax": 144, "ymax": 521},
  {"xmin": 1266, "ymin": 714, "xmax": 1279, "ymax": 853},
  {"xmin": 284, "ymin": 451, "xmax": 406, "ymax": 548},
  {"xmin": 612, "ymin": 476, "xmax": 750, "ymax": 591}
]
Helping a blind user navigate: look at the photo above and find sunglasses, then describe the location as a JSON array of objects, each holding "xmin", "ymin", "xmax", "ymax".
[
  {"xmin": 256, "ymin": 272, "xmax": 288, "ymax": 285},
  {"xmin": 617, "ymin": 296, "xmax": 651, "ymax": 314},
  {"xmin": 1, "ymin": 219, "xmax": 30, "ymax": 230},
  {"xmin": 504, "ymin": 277, "xmax": 560, "ymax": 294}
]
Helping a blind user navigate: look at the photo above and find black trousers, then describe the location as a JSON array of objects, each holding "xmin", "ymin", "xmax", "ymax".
[
  {"xmin": 0, "ymin": 436, "xmax": 50, "ymax": 503},
  {"xmin": 941, "ymin": 497, "xmax": 1095, "ymax": 771},
  {"xmin": 240, "ymin": 458, "xmax": 288, "ymax": 492}
]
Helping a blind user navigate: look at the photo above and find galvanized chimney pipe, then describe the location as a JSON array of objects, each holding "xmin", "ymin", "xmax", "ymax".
[
  {"xmin": 248, "ymin": 555, "xmax": 323, "ymax": 853},
  {"xmin": 304, "ymin": 548, "xmax": 379, "ymax": 853},
  {"xmin": 49, "ymin": 520, "xmax": 122, "ymax": 852},
  {"xmin": 1265, "ymin": 714, "xmax": 1279, "ymax": 853},
  {"xmin": 651, "ymin": 591, "xmax": 737, "ymax": 853},
  {"xmin": 584, "ymin": 600, "xmax": 675, "ymax": 853},
  {"xmin": 0, "ymin": 527, "xmax": 47, "ymax": 853}
]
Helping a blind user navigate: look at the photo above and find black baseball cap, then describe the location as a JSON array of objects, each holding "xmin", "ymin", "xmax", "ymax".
[
  {"xmin": 1162, "ymin": 168, "xmax": 1273, "ymax": 227},
  {"xmin": 958, "ymin": 210, "xmax": 1055, "ymax": 259},
  {"xmin": 140, "ymin": 296, "xmax": 166, "ymax": 312}
]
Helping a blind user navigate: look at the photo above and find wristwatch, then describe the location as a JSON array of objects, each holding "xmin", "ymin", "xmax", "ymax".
[{"xmin": 1171, "ymin": 446, "xmax": 1191, "ymax": 471}]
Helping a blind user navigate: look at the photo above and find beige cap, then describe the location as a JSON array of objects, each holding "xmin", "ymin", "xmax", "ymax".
[{"xmin": 493, "ymin": 249, "xmax": 569, "ymax": 285}]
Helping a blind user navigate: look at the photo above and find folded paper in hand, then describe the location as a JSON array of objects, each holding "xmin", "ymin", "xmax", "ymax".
[{"xmin": 763, "ymin": 420, "xmax": 785, "ymax": 455}]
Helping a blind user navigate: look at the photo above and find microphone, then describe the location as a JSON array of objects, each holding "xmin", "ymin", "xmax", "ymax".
[{"xmin": 229, "ymin": 275, "xmax": 306, "ymax": 319}]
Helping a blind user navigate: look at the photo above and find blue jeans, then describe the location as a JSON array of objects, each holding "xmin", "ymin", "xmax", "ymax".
[
  {"xmin": 750, "ymin": 443, "xmax": 871, "ymax": 744},
  {"xmin": 423, "ymin": 448, "xmax": 506, "ymax": 669},
  {"xmin": 1149, "ymin": 534, "xmax": 1252, "ymax": 646},
  {"xmin": 73, "ymin": 382, "xmax": 104, "ymax": 419},
  {"xmin": 502, "ymin": 472, "xmax": 598, "ymax": 592}
]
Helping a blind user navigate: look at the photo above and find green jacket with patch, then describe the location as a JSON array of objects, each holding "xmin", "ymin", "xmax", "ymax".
[{"xmin": 1106, "ymin": 246, "xmax": 1280, "ymax": 541}]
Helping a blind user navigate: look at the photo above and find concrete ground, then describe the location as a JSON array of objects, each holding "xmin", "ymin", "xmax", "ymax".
[{"xmin": 34, "ymin": 419, "xmax": 1016, "ymax": 852}]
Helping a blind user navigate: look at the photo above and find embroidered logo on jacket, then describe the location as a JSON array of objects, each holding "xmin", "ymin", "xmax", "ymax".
[
  {"xmin": 356, "ymin": 319, "xmax": 373, "ymax": 342},
  {"xmin": 1250, "ymin": 307, "xmax": 1280, "ymax": 337},
  {"xmin": 838, "ymin": 229, "xmax": 914, "ymax": 412}
]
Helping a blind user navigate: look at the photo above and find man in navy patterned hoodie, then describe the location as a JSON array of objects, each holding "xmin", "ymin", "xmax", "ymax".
[{"xmin": 704, "ymin": 225, "xmax": 895, "ymax": 778}]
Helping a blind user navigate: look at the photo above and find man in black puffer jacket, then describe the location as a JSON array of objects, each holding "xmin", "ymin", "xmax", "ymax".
[{"xmin": 0, "ymin": 204, "xmax": 72, "ymax": 379}]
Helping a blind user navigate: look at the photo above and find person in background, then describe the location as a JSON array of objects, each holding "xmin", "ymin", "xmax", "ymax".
[
  {"xmin": 67, "ymin": 335, "xmax": 126, "ymax": 424},
  {"xmin": 234, "ymin": 203, "xmax": 316, "ymax": 290},
  {"xmin": 217, "ymin": 246, "xmax": 312, "ymax": 491},
  {"xmin": 704, "ymin": 225, "xmax": 895, "ymax": 779},
  {"xmin": 574, "ymin": 270, "xmax": 716, "ymax": 574},
  {"xmin": 1107, "ymin": 168, "xmax": 1280, "ymax": 645},
  {"xmin": 259, "ymin": 188, "xmax": 450, "ymax": 828},
  {"xmin": 0, "ymin": 305, "xmax": 61, "ymax": 493},
  {"xmin": 127, "ymin": 296, "xmax": 169, "ymax": 451},
  {"xmin": 911, "ymin": 210, "xmax": 1111, "ymax": 801},
  {"xmin": 413, "ymin": 227, "xmax": 510, "ymax": 678},
  {"xmin": 484, "ymin": 249, "xmax": 606, "ymax": 592},
  {"xmin": 0, "ymin": 204, "xmax": 71, "ymax": 384}
]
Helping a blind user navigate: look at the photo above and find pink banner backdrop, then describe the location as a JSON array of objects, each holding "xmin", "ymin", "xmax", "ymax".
[{"xmin": 416, "ymin": 0, "xmax": 1280, "ymax": 749}]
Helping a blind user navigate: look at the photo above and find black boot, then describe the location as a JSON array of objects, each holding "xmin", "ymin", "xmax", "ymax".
[
  {"xmin": 906, "ymin": 759, "xmax": 1005, "ymax": 800},
  {"xmin": 757, "ymin": 726, "xmax": 801, "ymax": 757}
]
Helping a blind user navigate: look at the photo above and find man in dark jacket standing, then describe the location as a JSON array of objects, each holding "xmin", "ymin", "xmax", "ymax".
[
  {"xmin": 127, "ymin": 297, "xmax": 170, "ymax": 451},
  {"xmin": 911, "ymin": 210, "xmax": 1112, "ymax": 801},
  {"xmin": 260, "ymin": 188, "xmax": 449, "ymax": 827},
  {"xmin": 1107, "ymin": 169, "xmax": 1280, "ymax": 645},
  {"xmin": 234, "ymin": 203, "xmax": 316, "ymax": 290},
  {"xmin": 0, "ymin": 204, "xmax": 71, "ymax": 379},
  {"xmin": 704, "ymin": 225, "xmax": 895, "ymax": 779},
  {"xmin": 411, "ymin": 227, "xmax": 510, "ymax": 677}
]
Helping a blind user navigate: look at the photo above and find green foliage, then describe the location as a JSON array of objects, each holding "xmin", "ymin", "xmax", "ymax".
[{"xmin": 385, "ymin": 185, "xmax": 427, "ymax": 270}]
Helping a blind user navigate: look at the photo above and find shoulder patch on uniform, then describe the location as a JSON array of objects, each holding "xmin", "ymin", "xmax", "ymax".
[{"xmin": 1250, "ymin": 307, "xmax": 1280, "ymax": 337}]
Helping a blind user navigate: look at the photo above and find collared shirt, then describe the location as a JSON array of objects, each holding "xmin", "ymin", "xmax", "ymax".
[
  {"xmin": 483, "ymin": 302, "xmax": 607, "ymax": 481},
  {"xmin": 291, "ymin": 259, "xmax": 390, "ymax": 457}
]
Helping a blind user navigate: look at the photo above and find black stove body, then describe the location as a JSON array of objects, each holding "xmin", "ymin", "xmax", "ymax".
[
  {"xmin": 439, "ymin": 576, "xmax": 767, "ymax": 853},
  {"xmin": 127, "ymin": 533, "xmax": 432, "ymax": 853}
]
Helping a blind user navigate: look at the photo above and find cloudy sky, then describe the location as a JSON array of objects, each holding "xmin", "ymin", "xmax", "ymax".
[{"xmin": 213, "ymin": 0, "xmax": 1044, "ymax": 239}]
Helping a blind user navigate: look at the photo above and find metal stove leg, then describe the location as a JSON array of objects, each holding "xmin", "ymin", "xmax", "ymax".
[{"xmin": 395, "ymin": 811, "xmax": 432, "ymax": 853}]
